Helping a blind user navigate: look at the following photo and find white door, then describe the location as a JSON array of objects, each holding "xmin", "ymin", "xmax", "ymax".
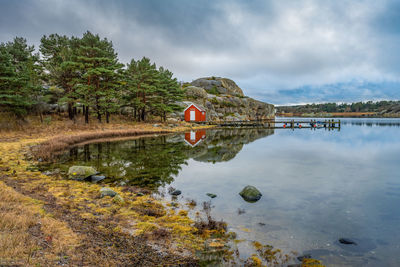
[
  {"xmin": 190, "ymin": 131, "xmax": 195, "ymax": 140},
  {"xmin": 190, "ymin": 110, "xmax": 196, "ymax": 121}
]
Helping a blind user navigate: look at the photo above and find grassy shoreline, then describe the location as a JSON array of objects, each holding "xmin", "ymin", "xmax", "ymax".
[
  {"xmin": 0, "ymin": 119, "xmax": 216, "ymax": 266},
  {"xmin": 0, "ymin": 118, "xmax": 325, "ymax": 266}
]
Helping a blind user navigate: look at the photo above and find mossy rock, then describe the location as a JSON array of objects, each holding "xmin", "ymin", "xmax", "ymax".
[
  {"xmin": 112, "ymin": 194, "xmax": 124, "ymax": 204},
  {"xmin": 68, "ymin": 166, "xmax": 98, "ymax": 180},
  {"xmin": 239, "ymin": 185, "xmax": 262, "ymax": 202},
  {"xmin": 100, "ymin": 187, "xmax": 117, "ymax": 198}
]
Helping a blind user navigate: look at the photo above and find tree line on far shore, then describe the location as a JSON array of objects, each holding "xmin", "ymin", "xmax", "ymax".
[
  {"xmin": 0, "ymin": 31, "xmax": 183, "ymax": 123},
  {"xmin": 277, "ymin": 101, "xmax": 400, "ymax": 114}
]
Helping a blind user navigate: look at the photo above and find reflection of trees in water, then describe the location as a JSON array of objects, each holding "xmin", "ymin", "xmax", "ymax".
[
  {"xmin": 190, "ymin": 128, "xmax": 274, "ymax": 163},
  {"xmin": 55, "ymin": 128, "xmax": 274, "ymax": 188},
  {"xmin": 60, "ymin": 136, "xmax": 189, "ymax": 188}
]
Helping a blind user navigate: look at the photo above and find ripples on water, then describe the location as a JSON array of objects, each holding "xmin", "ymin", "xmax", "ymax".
[{"xmin": 44, "ymin": 118, "xmax": 400, "ymax": 266}]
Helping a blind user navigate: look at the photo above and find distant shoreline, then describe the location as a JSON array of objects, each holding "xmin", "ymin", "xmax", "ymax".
[{"xmin": 276, "ymin": 112, "xmax": 400, "ymax": 118}]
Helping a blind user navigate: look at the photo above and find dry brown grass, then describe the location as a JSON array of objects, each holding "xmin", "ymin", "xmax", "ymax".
[
  {"xmin": 33, "ymin": 129, "xmax": 170, "ymax": 161},
  {"xmin": 0, "ymin": 113, "xmax": 159, "ymax": 140},
  {"xmin": 0, "ymin": 180, "xmax": 79, "ymax": 266},
  {"xmin": 0, "ymin": 116, "xmax": 215, "ymax": 265}
]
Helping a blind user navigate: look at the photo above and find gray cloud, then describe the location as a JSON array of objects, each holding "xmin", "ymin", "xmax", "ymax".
[{"xmin": 0, "ymin": 0, "xmax": 399, "ymax": 104}]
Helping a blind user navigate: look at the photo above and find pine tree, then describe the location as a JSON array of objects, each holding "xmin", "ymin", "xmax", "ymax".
[
  {"xmin": 121, "ymin": 68, "xmax": 140, "ymax": 119},
  {"xmin": 40, "ymin": 34, "xmax": 80, "ymax": 120},
  {"xmin": 156, "ymin": 67, "xmax": 183, "ymax": 121},
  {"xmin": 1, "ymin": 32, "xmax": 185, "ymax": 123},
  {"xmin": 126, "ymin": 57, "xmax": 158, "ymax": 121},
  {"xmin": 0, "ymin": 37, "xmax": 41, "ymax": 118},
  {"xmin": 75, "ymin": 31, "xmax": 123, "ymax": 123}
]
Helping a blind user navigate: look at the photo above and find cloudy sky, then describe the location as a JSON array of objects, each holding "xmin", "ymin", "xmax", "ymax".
[{"xmin": 1, "ymin": 0, "xmax": 399, "ymax": 105}]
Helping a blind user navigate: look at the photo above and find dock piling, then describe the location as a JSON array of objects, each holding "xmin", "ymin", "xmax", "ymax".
[{"xmin": 204, "ymin": 118, "xmax": 341, "ymax": 130}]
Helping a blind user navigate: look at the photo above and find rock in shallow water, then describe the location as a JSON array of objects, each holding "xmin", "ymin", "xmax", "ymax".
[
  {"xmin": 68, "ymin": 166, "xmax": 97, "ymax": 180},
  {"xmin": 297, "ymin": 254, "xmax": 312, "ymax": 261},
  {"xmin": 239, "ymin": 185, "xmax": 262, "ymax": 202},
  {"xmin": 206, "ymin": 193, "xmax": 217, "ymax": 198},
  {"xmin": 89, "ymin": 175, "xmax": 106, "ymax": 183},
  {"xmin": 339, "ymin": 238, "xmax": 357, "ymax": 245},
  {"xmin": 335, "ymin": 237, "xmax": 376, "ymax": 254},
  {"xmin": 100, "ymin": 187, "xmax": 117, "ymax": 198},
  {"xmin": 170, "ymin": 190, "xmax": 181, "ymax": 196}
]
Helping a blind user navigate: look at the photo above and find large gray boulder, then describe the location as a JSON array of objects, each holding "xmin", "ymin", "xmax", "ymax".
[
  {"xmin": 68, "ymin": 166, "xmax": 98, "ymax": 180},
  {"xmin": 239, "ymin": 185, "xmax": 262, "ymax": 202},
  {"xmin": 186, "ymin": 77, "xmax": 274, "ymax": 122},
  {"xmin": 184, "ymin": 86, "xmax": 208, "ymax": 99},
  {"xmin": 191, "ymin": 77, "xmax": 244, "ymax": 96}
]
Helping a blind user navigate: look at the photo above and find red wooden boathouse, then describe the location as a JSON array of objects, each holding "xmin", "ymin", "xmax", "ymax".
[{"xmin": 184, "ymin": 103, "xmax": 206, "ymax": 122}]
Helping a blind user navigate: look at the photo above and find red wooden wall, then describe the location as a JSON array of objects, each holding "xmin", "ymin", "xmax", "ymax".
[{"xmin": 184, "ymin": 105, "xmax": 206, "ymax": 122}]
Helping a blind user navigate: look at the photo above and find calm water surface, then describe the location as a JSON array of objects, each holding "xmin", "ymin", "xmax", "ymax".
[{"xmin": 45, "ymin": 118, "xmax": 400, "ymax": 266}]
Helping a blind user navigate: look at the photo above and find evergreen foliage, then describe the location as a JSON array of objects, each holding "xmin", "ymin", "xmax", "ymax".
[
  {"xmin": 0, "ymin": 31, "xmax": 184, "ymax": 123},
  {"xmin": 124, "ymin": 58, "xmax": 183, "ymax": 121},
  {"xmin": 0, "ymin": 37, "xmax": 41, "ymax": 118},
  {"xmin": 40, "ymin": 34, "xmax": 80, "ymax": 120},
  {"xmin": 277, "ymin": 101, "xmax": 400, "ymax": 114},
  {"xmin": 74, "ymin": 31, "xmax": 123, "ymax": 123},
  {"xmin": 125, "ymin": 57, "xmax": 159, "ymax": 122},
  {"xmin": 156, "ymin": 67, "xmax": 183, "ymax": 121}
]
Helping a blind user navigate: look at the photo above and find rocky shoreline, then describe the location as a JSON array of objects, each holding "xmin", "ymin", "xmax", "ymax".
[{"xmin": 172, "ymin": 77, "xmax": 275, "ymax": 122}]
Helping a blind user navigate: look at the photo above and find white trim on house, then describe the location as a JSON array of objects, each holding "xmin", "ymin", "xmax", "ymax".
[
  {"xmin": 184, "ymin": 138, "xmax": 203, "ymax": 147},
  {"xmin": 183, "ymin": 102, "xmax": 205, "ymax": 112}
]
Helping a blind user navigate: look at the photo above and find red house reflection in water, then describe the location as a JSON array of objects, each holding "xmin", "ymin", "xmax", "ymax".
[{"xmin": 184, "ymin": 130, "xmax": 206, "ymax": 147}]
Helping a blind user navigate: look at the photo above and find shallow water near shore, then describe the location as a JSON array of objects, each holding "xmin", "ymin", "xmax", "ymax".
[{"xmin": 43, "ymin": 118, "xmax": 400, "ymax": 266}]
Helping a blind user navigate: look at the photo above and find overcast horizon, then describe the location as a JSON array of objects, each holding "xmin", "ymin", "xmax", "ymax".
[{"xmin": 1, "ymin": 0, "xmax": 399, "ymax": 105}]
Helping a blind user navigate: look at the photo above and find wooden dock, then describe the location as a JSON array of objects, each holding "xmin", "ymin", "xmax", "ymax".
[{"xmin": 202, "ymin": 119, "xmax": 341, "ymax": 129}]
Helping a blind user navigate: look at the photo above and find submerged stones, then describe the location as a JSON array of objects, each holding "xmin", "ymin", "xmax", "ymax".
[
  {"xmin": 297, "ymin": 254, "xmax": 312, "ymax": 261},
  {"xmin": 336, "ymin": 238, "xmax": 376, "ymax": 253},
  {"xmin": 207, "ymin": 193, "xmax": 217, "ymax": 198},
  {"xmin": 170, "ymin": 189, "xmax": 182, "ymax": 196},
  {"xmin": 339, "ymin": 238, "xmax": 357, "ymax": 245},
  {"xmin": 90, "ymin": 175, "xmax": 106, "ymax": 183},
  {"xmin": 168, "ymin": 187, "xmax": 182, "ymax": 196},
  {"xmin": 239, "ymin": 185, "xmax": 262, "ymax": 202},
  {"xmin": 68, "ymin": 166, "xmax": 97, "ymax": 180}
]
